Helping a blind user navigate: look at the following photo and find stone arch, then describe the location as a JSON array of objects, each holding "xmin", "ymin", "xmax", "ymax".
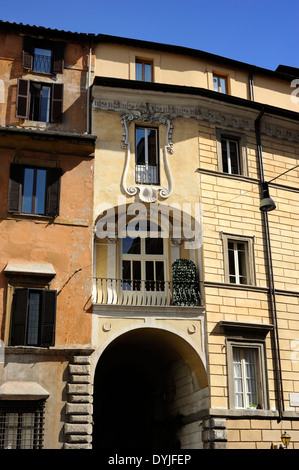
[{"xmin": 92, "ymin": 325, "xmax": 208, "ymax": 449}]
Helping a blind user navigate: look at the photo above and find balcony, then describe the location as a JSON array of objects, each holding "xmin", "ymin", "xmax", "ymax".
[{"xmin": 93, "ymin": 277, "xmax": 201, "ymax": 307}]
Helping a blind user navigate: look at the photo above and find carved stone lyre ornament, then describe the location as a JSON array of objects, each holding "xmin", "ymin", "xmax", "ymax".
[{"xmin": 120, "ymin": 105, "xmax": 174, "ymax": 203}]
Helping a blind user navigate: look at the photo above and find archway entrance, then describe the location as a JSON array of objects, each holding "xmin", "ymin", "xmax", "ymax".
[{"xmin": 92, "ymin": 328, "xmax": 207, "ymax": 450}]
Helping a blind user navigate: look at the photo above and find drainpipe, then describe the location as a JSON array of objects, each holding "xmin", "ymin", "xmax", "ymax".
[
  {"xmin": 255, "ymin": 109, "xmax": 284, "ymax": 422},
  {"xmin": 86, "ymin": 45, "xmax": 92, "ymax": 134}
]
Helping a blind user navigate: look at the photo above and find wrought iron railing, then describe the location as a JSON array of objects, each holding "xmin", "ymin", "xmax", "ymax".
[{"xmin": 93, "ymin": 278, "xmax": 201, "ymax": 307}]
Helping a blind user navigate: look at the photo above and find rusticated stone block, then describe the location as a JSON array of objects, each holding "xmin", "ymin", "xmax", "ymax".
[
  {"xmin": 66, "ymin": 403, "xmax": 93, "ymax": 415},
  {"xmin": 69, "ymin": 364, "xmax": 90, "ymax": 375},
  {"xmin": 73, "ymin": 356, "xmax": 91, "ymax": 365},
  {"xmin": 64, "ymin": 443, "xmax": 92, "ymax": 449},
  {"xmin": 67, "ymin": 383, "xmax": 92, "ymax": 395},
  {"xmin": 64, "ymin": 423, "xmax": 92, "ymax": 435}
]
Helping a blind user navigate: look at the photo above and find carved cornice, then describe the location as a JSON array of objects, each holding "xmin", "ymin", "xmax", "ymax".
[{"xmin": 93, "ymin": 98, "xmax": 299, "ymax": 143}]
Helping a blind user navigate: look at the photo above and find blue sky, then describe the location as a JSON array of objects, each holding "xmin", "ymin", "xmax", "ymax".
[{"xmin": 1, "ymin": 0, "xmax": 298, "ymax": 70}]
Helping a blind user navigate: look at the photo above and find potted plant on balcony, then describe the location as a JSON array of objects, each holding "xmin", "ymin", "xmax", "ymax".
[{"xmin": 172, "ymin": 259, "xmax": 200, "ymax": 306}]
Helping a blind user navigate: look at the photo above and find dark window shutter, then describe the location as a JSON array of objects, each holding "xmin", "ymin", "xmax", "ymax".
[
  {"xmin": 16, "ymin": 79, "xmax": 30, "ymax": 119},
  {"xmin": 40, "ymin": 290, "xmax": 57, "ymax": 347},
  {"xmin": 22, "ymin": 36, "xmax": 33, "ymax": 70},
  {"xmin": 10, "ymin": 288, "xmax": 28, "ymax": 346},
  {"xmin": 8, "ymin": 163, "xmax": 24, "ymax": 212},
  {"xmin": 52, "ymin": 42, "xmax": 65, "ymax": 74},
  {"xmin": 51, "ymin": 83, "xmax": 63, "ymax": 122},
  {"xmin": 46, "ymin": 167, "xmax": 62, "ymax": 217}
]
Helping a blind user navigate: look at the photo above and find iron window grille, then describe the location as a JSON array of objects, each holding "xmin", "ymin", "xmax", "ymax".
[{"xmin": 0, "ymin": 400, "xmax": 45, "ymax": 449}]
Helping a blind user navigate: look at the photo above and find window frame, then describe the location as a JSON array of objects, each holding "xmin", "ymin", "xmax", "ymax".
[
  {"xmin": 8, "ymin": 163, "xmax": 61, "ymax": 217},
  {"xmin": 135, "ymin": 125, "xmax": 160, "ymax": 185},
  {"xmin": 135, "ymin": 58, "xmax": 153, "ymax": 82},
  {"xmin": 213, "ymin": 72, "xmax": 229, "ymax": 94},
  {"xmin": 120, "ymin": 221, "xmax": 168, "ymax": 294},
  {"xmin": 9, "ymin": 287, "xmax": 57, "ymax": 347},
  {"xmin": 227, "ymin": 340, "xmax": 269, "ymax": 410},
  {"xmin": 216, "ymin": 129, "xmax": 248, "ymax": 177},
  {"xmin": 0, "ymin": 400, "xmax": 45, "ymax": 449},
  {"xmin": 16, "ymin": 78, "xmax": 64, "ymax": 123},
  {"xmin": 221, "ymin": 233, "xmax": 256, "ymax": 286},
  {"xmin": 22, "ymin": 36, "xmax": 64, "ymax": 75}
]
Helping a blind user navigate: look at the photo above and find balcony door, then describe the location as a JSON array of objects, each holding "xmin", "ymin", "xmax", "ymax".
[{"xmin": 121, "ymin": 222, "xmax": 168, "ymax": 305}]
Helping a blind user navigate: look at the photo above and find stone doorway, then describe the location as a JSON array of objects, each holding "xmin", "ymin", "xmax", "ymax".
[{"xmin": 92, "ymin": 328, "xmax": 207, "ymax": 450}]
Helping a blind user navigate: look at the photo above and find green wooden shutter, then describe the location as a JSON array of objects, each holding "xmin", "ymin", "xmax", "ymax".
[
  {"xmin": 22, "ymin": 36, "xmax": 33, "ymax": 70},
  {"xmin": 46, "ymin": 167, "xmax": 62, "ymax": 217},
  {"xmin": 10, "ymin": 288, "xmax": 28, "ymax": 346},
  {"xmin": 40, "ymin": 290, "xmax": 57, "ymax": 346},
  {"xmin": 50, "ymin": 83, "xmax": 63, "ymax": 122},
  {"xmin": 7, "ymin": 163, "xmax": 24, "ymax": 213},
  {"xmin": 16, "ymin": 79, "xmax": 30, "ymax": 119}
]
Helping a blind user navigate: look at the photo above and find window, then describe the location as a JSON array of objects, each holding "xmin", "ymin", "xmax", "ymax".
[
  {"xmin": 136, "ymin": 59, "xmax": 153, "ymax": 82},
  {"xmin": 213, "ymin": 73, "xmax": 228, "ymax": 93},
  {"xmin": 135, "ymin": 126, "xmax": 159, "ymax": 185},
  {"xmin": 16, "ymin": 78, "xmax": 63, "ymax": 122},
  {"xmin": 8, "ymin": 163, "xmax": 61, "ymax": 217},
  {"xmin": 216, "ymin": 129, "xmax": 248, "ymax": 177},
  {"xmin": 0, "ymin": 400, "xmax": 44, "ymax": 449},
  {"xmin": 22, "ymin": 36, "xmax": 64, "ymax": 75},
  {"xmin": 222, "ymin": 233, "xmax": 255, "ymax": 286},
  {"xmin": 121, "ymin": 222, "xmax": 166, "ymax": 293},
  {"xmin": 221, "ymin": 137, "xmax": 240, "ymax": 175},
  {"xmin": 10, "ymin": 288, "xmax": 57, "ymax": 347},
  {"xmin": 221, "ymin": 322, "xmax": 270, "ymax": 411}
]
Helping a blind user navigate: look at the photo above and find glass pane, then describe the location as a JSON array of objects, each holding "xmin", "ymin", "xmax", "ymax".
[
  {"xmin": 136, "ymin": 62, "xmax": 142, "ymax": 81},
  {"xmin": 145, "ymin": 237, "xmax": 163, "ymax": 255},
  {"xmin": 237, "ymin": 242, "xmax": 248, "ymax": 284},
  {"xmin": 122, "ymin": 260, "xmax": 131, "ymax": 290},
  {"xmin": 136, "ymin": 128, "xmax": 145, "ymax": 164},
  {"xmin": 244, "ymin": 349, "xmax": 257, "ymax": 406},
  {"xmin": 229, "ymin": 140, "xmax": 240, "ymax": 174},
  {"xmin": 233, "ymin": 348, "xmax": 244, "ymax": 408},
  {"xmin": 145, "ymin": 261, "xmax": 154, "ymax": 291},
  {"xmin": 220, "ymin": 77, "xmax": 226, "ymax": 93},
  {"xmin": 147, "ymin": 129, "xmax": 157, "ymax": 166},
  {"xmin": 155, "ymin": 261, "xmax": 165, "ymax": 291},
  {"xmin": 33, "ymin": 48, "xmax": 52, "ymax": 74},
  {"xmin": 22, "ymin": 168, "xmax": 34, "ymax": 213},
  {"xmin": 213, "ymin": 76, "xmax": 218, "ymax": 92},
  {"xmin": 35, "ymin": 169, "xmax": 46, "ymax": 214},
  {"xmin": 122, "ymin": 237, "xmax": 141, "ymax": 255},
  {"xmin": 27, "ymin": 291, "xmax": 41, "ymax": 346},
  {"xmin": 133, "ymin": 261, "xmax": 141, "ymax": 291},
  {"xmin": 228, "ymin": 242, "xmax": 236, "ymax": 283},
  {"xmin": 40, "ymin": 86, "xmax": 51, "ymax": 122},
  {"xmin": 221, "ymin": 139, "xmax": 228, "ymax": 173},
  {"xmin": 144, "ymin": 63, "xmax": 152, "ymax": 82}
]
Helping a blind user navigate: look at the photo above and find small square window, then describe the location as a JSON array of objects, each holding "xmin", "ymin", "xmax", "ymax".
[
  {"xmin": 222, "ymin": 233, "xmax": 255, "ymax": 286},
  {"xmin": 135, "ymin": 126, "xmax": 159, "ymax": 185},
  {"xmin": 213, "ymin": 73, "xmax": 228, "ymax": 93},
  {"xmin": 136, "ymin": 59, "xmax": 153, "ymax": 82}
]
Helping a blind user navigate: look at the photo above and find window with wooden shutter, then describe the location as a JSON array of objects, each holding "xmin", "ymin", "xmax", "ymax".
[
  {"xmin": 10, "ymin": 288, "xmax": 57, "ymax": 347},
  {"xmin": 40, "ymin": 290, "xmax": 57, "ymax": 346},
  {"xmin": 51, "ymin": 83, "xmax": 63, "ymax": 122},
  {"xmin": 7, "ymin": 163, "xmax": 61, "ymax": 217},
  {"xmin": 52, "ymin": 42, "xmax": 65, "ymax": 74},
  {"xmin": 46, "ymin": 167, "xmax": 62, "ymax": 217},
  {"xmin": 22, "ymin": 37, "xmax": 65, "ymax": 75},
  {"xmin": 16, "ymin": 79, "xmax": 30, "ymax": 119},
  {"xmin": 7, "ymin": 163, "xmax": 24, "ymax": 213},
  {"xmin": 22, "ymin": 37, "xmax": 33, "ymax": 70},
  {"xmin": 10, "ymin": 288, "xmax": 28, "ymax": 346}
]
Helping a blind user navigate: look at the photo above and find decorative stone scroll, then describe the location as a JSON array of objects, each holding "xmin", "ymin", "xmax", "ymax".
[{"xmin": 120, "ymin": 106, "xmax": 174, "ymax": 202}]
